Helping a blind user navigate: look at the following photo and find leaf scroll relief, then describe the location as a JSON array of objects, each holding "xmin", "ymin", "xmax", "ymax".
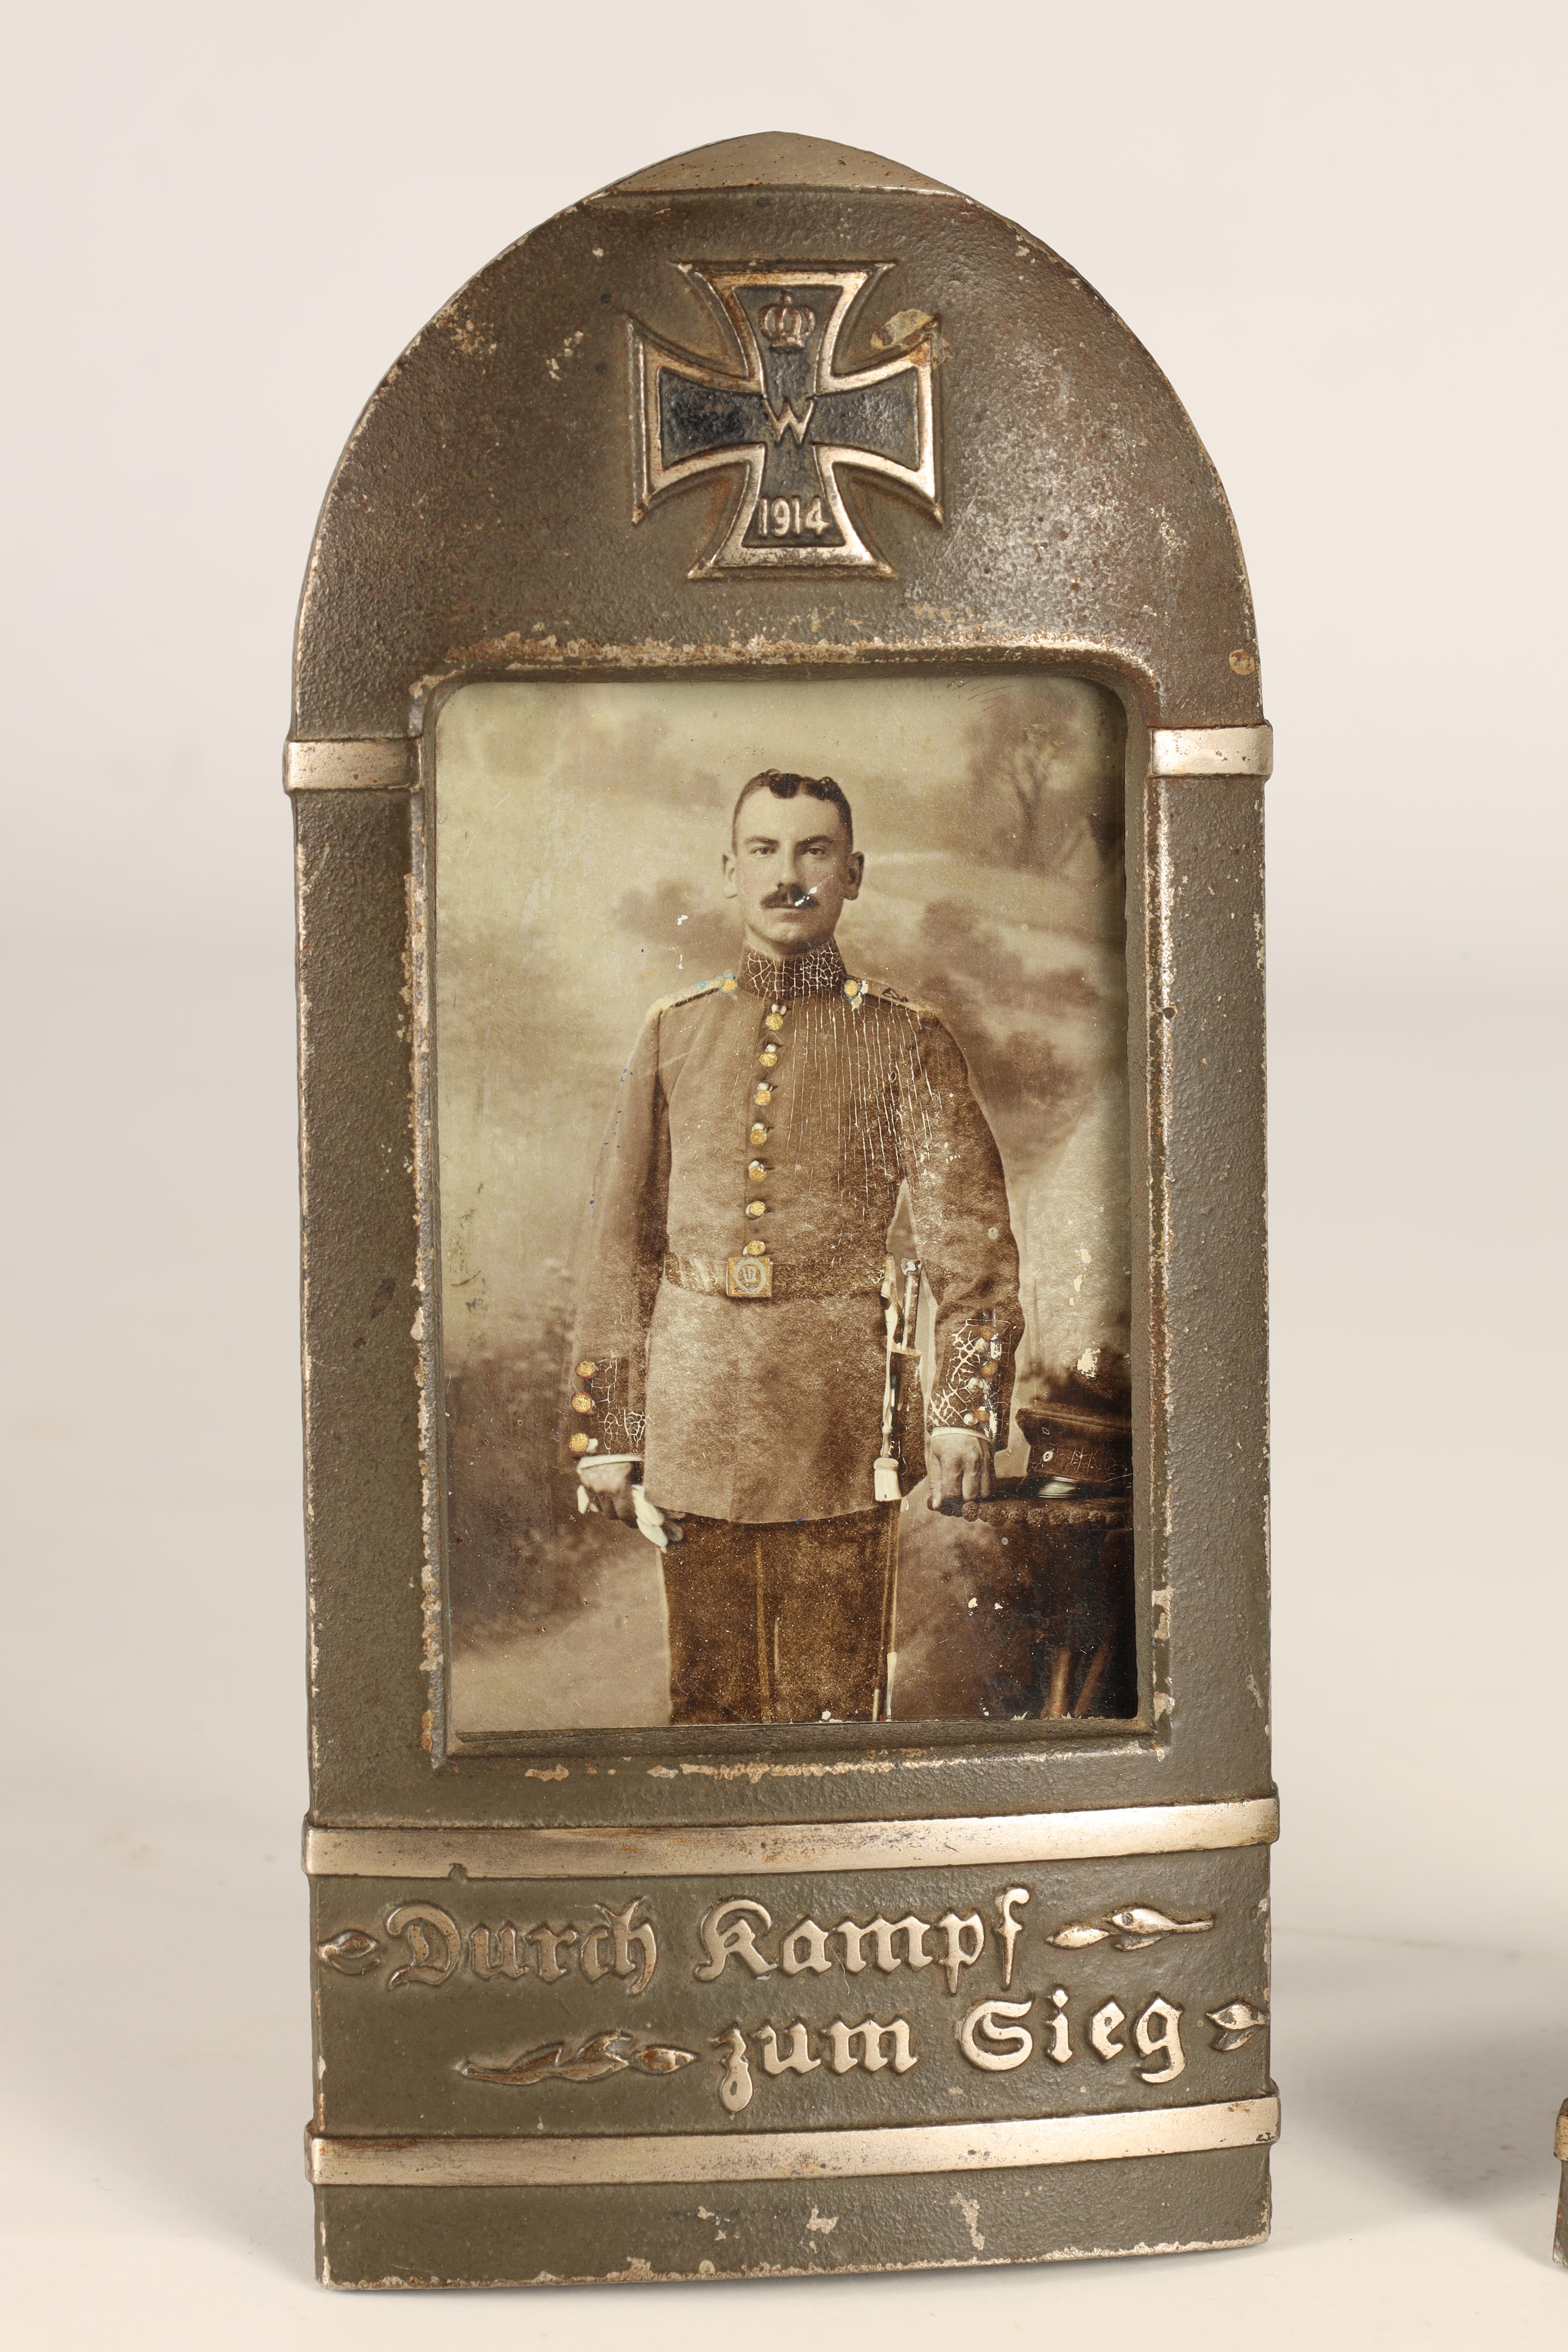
[
  {"xmin": 1043, "ymin": 1905, "xmax": 1216, "ymax": 1953},
  {"xmin": 458, "ymin": 2029, "xmax": 696, "ymax": 2087},
  {"xmin": 315, "ymin": 1928, "xmax": 382, "ymax": 1976},
  {"xmin": 1207, "ymin": 2000, "xmax": 1270, "ymax": 2051}
]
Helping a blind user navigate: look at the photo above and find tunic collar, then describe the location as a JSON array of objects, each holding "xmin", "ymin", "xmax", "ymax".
[{"xmin": 739, "ymin": 941, "xmax": 849, "ymax": 1001}]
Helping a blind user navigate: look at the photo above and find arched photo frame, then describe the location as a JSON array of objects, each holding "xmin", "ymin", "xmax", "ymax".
[{"xmin": 289, "ymin": 134, "xmax": 1275, "ymax": 2287}]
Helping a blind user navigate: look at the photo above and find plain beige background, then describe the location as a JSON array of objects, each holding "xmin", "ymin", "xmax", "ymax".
[{"xmin": 4, "ymin": 0, "xmax": 1563, "ymax": 2340}]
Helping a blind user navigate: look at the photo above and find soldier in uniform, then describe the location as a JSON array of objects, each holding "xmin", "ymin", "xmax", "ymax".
[{"xmin": 562, "ymin": 769, "xmax": 1022, "ymax": 1724}]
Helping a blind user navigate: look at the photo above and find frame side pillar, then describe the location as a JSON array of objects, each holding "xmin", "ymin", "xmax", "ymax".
[
  {"xmin": 295, "ymin": 792, "xmax": 426, "ymax": 1807},
  {"xmin": 1150, "ymin": 774, "xmax": 1271, "ymax": 1790}
]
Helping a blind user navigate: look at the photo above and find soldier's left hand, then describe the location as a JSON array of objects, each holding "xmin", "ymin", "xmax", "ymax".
[{"xmin": 927, "ymin": 1429, "xmax": 994, "ymax": 1507}]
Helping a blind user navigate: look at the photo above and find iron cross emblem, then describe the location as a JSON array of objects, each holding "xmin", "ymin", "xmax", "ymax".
[{"xmin": 631, "ymin": 266, "xmax": 941, "ymax": 576}]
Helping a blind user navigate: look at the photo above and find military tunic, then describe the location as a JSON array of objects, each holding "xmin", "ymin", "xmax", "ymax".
[{"xmin": 563, "ymin": 940, "xmax": 1022, "ymax": 1523}]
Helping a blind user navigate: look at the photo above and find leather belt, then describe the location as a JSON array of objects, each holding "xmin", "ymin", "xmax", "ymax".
[{"xmin": 662, "ymin": 1252, "xmax": 884, "ymax": 1304}]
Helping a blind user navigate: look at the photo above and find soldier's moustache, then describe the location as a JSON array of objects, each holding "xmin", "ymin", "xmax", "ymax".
[{"xmin": 763, "ymin": 886, "xmax": 818, "ymax": 909}]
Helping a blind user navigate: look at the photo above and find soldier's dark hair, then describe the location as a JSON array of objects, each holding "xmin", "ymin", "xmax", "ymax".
[{"xmin": 731, "ymin": 769, "xmax": 855, "ymax": 848}]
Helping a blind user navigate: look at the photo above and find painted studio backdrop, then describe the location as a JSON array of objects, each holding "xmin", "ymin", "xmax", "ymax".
[{"xmin": 433, "ymin": 674, "xmax": 1132, "ymax": 1736}]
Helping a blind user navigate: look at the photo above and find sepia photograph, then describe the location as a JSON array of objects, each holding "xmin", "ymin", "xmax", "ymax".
[{"xmin": 434, "ymin": 673, "xmax": 1136, "ymax": 1736}]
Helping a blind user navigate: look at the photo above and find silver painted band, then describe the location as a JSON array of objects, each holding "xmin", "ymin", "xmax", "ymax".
[
  {"xmin": 303, "ymin": 1795, "xmax": 1279, "ymax": 1882},
  {"xmin": 308, "ymin": 2095, "xmax": 1279, "ymax": 2189},
  {"xmin": 283, "ymin": 737, "xmax": 416, "ymax": 793},
  {"xmin": 285, "ymin": 729, "xmax": 1272, "ymax": 792},
  {"xmin": 1149, "ymin": 724, "xmax": 1273, "ymax": 779}
]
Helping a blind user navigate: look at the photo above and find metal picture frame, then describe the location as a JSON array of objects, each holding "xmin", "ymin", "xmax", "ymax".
[{"xmin": 288, "ymin": 130, "xmax": 1275, "ymax": 2287}]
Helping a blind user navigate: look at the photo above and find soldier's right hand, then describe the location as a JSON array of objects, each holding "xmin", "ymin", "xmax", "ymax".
[
  {"xmin": 577, "ymin": 1459, "xmax": 640, "ymax": 1524},
  {"xmin": 926, "ymin": 1428, "xmax": 995, "ymax": 1507}
]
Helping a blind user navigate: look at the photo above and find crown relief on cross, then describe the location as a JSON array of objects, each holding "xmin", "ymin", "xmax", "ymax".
[
  {"xmin": 629, "ymin": 263, "xmax": 942, "ymax": 575},
  {"xmin": 755, "ymin": 293, "xmax": 817, "ymax": 441}
]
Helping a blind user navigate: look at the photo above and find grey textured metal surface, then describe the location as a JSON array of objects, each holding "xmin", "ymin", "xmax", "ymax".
[
  {"xmin": 290, "ymin": 130, "xmax": 1272, "ymax": 2286},
  {"xmin": 292, "ymin": 160, "xmax": 1261, "ymax": 746},
  {"xmin": 313, "ymin": 2153, "xmax": 1272, "ymax": 2287}
]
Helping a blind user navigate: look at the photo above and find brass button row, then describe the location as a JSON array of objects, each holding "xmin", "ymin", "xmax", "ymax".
[
  {"xmin": 569, "ymin": 1358, "xmax": 600, "ymax": 1454},
  {"xmin": 745, "ymin": 1002, "xmax": 787, "ymax": 1252}
]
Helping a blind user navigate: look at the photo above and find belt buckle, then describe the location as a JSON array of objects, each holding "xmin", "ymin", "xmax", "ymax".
[{"xmin": 726, "ymin": 1254, "xmax": 773, "ymax": 1299}]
